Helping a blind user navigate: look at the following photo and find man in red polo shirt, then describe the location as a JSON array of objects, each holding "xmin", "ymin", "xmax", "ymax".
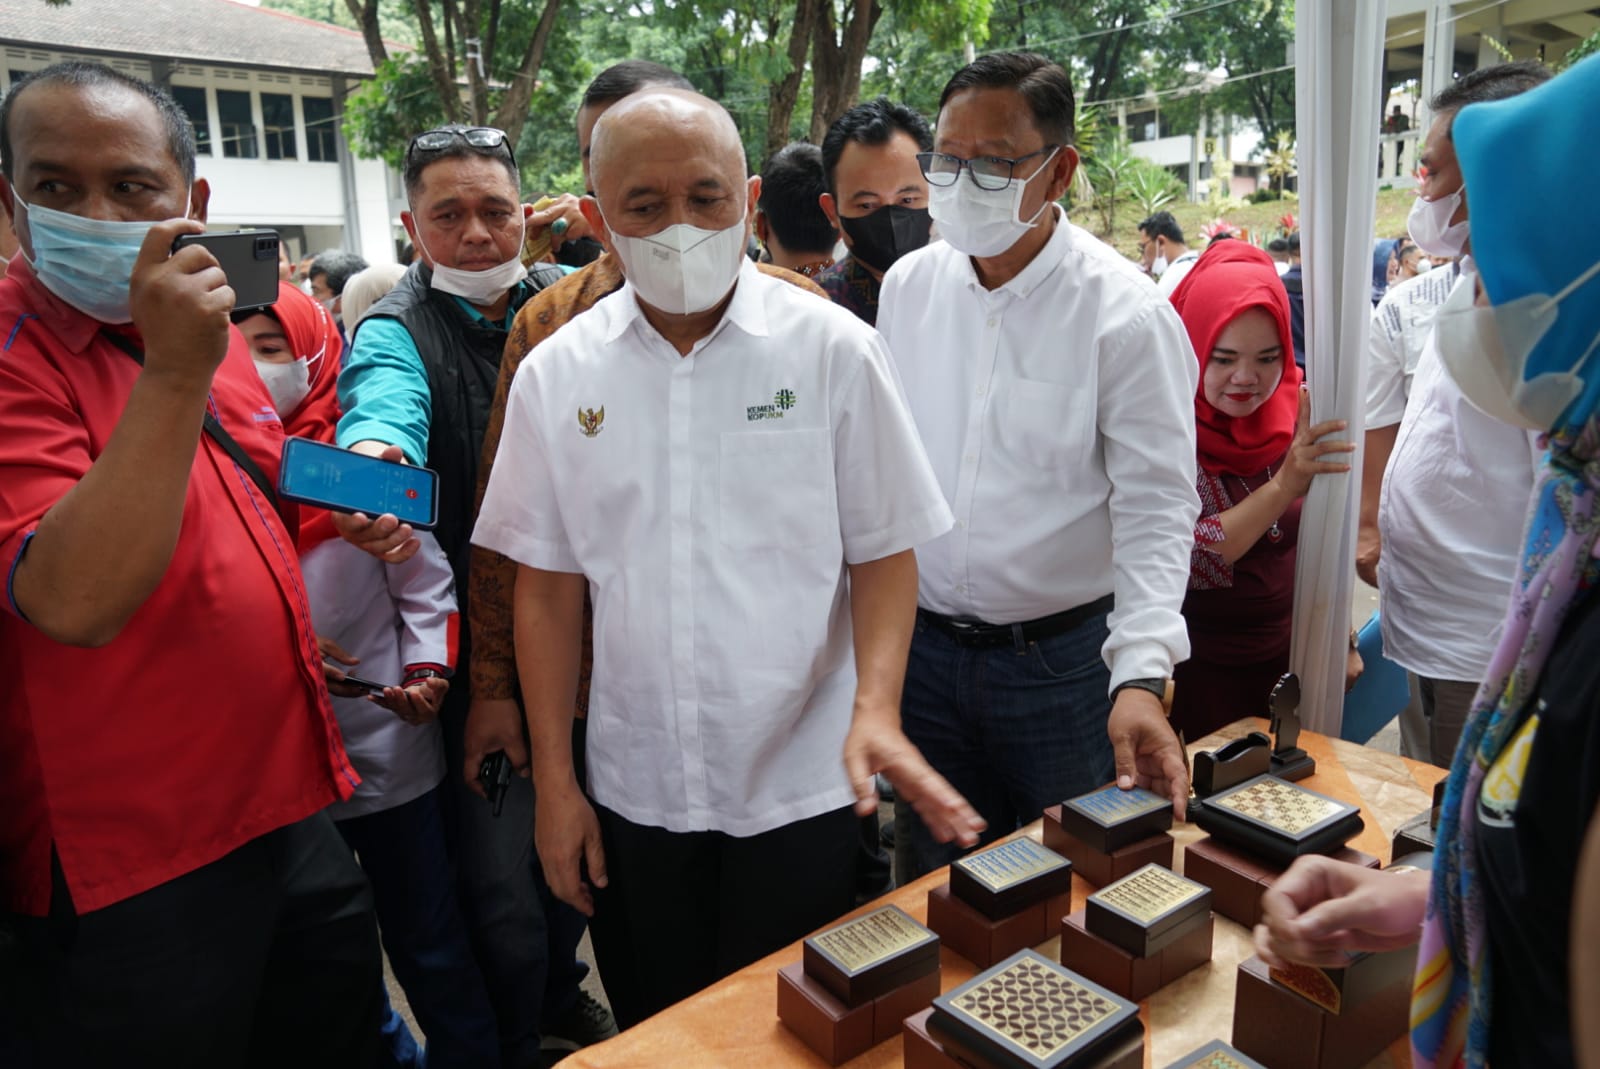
[{"xmin": 0, "ymin": 62, "xmax": 381, "ymax": 1064}]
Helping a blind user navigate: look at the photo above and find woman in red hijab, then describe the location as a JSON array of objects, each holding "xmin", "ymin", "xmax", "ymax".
[{"xmin": 1167, "ymin": 242, "xmax": 1356, "ymax": 740}]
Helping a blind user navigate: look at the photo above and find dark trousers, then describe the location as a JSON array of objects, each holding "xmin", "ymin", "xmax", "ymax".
[
  {"xmin": 10, "ymin": 812, "xmax": 382, "ymax": 1068},
  {"xmin": 900, "ymin": 610, "xmax": 1116, "ymax": 880},
  {"xmin": 337, "ymin": 787, "xmax": 501, "ymax": 1069},
  {"xmin": 440, "ymin": 701, "xmax": 588, "ymax": 1069},
  {"xmin": 588, "ymin": 801, "xmax": 857, "ymax": 1029}
]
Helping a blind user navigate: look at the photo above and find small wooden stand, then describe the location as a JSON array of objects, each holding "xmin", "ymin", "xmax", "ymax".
[
  {"xmin": 1042, "ymin": 807, "xmax": 1176, "ymax": 887},
  {"xmin": 927, "ymin": 883, "xmax": 1072, "ymax": 969},
  {"xmin": 1231, "ymin": 952, "xmax": 1413, "ymax": 1069},
  {"xmin": 1183, "ymin": 836, "xmax": 1379, "ymax": 929},
  {"xmin": 778, "ymin": 963, "xmax": 939, "ymax": 1065},
  {"xmin": 1060, "ymin": 908, "xmax": 1214, "ymax": 1001}
]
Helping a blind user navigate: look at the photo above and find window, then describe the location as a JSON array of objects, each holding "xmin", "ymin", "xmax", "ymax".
[
  {"xmin": 261, "ymin": 92, "xmax": 296, "ymax": 160},
  {"xmin": 171, "ymin": 85, "xmax": 212, "ymax": 156},
  {"xmin": 303, "ymin": 96, "xmax": 338, "ymax": 163},
  {"xmin": 1127, "ymin": 109, "xmax": 1156, "ymax": 143},
  {"xmin": 217, "ymin": 89, "xmax": 257, "ymax": 158}
]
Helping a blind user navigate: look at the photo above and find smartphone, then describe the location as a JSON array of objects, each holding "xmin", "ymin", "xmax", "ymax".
[
  {"xmin": 327, "ymin": 669, "xmax": 399, "ymax": 694},
  {"xmin": 172, "ymin": 229, "xmax": 281, "ymax": 312},
  {"xmin": 278, "ymin": 436, "xmax": 440, "ymax": 529}
]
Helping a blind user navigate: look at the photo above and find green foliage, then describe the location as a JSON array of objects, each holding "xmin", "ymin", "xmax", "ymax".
[
  {"xmin": 1557, "ymin": 26, "xmax": 1600, "ymax": 71},
  {"xmin": 1126, "ymin": 161, "xmax": 1181, "ymax": 217},
  {"xmin": 344, "ymin": 55, "xmax": 450, "ymax": 170},
  {"xmin": 1084, "ymin": 132, "xmax": 1142, "ymax": 236},
  {"xmin": 261, "ymin": 0, "xmax": 418, "ymax": 46},
  {"xmin": 1154, "ymin": 0, "xmax": 1296, "ymax": 146}
]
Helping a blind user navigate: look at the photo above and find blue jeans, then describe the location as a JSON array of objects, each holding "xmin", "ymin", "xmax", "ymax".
[
  {"xmin": 337, "ymin": 788, "xmax": 500, "ymax": 1069},
  {"xmin": 441, "ymin": 708, "xmax": 589, "ymax": 1069},
  {"xmin": 900, "ymin": 611, "xmax": 1115, "ymax": 879}
]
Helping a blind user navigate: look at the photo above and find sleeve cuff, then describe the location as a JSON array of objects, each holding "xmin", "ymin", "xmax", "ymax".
[
  {"xmin": 1194, "ymin": 516, "xmax": 1226, "ymax": 549},
  {"xmin": 336, "ymin": 419, "xmax": 426, "ymax": 468},
  {"xmin": 842, "ymin": 501, "xmax": 955, "ymax": 566},
  {"xmin": 1106, "ymin": 639, "xmax": 1178, "ymax": 695}
]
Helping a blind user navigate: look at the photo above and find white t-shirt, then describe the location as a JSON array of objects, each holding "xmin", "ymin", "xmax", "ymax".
[
  {"xmin": 1377, "ymin": 266, "xmax": 1543, "ymax": 682},
  {"xmin": 472, "ymin": 260, "xmax": 953, "ymax": 836},
  {"xmin": 878, "ymin": 210, "xmax": 1200, "ymax": 689},
  {"xmin": 1155, "ymin": 250, "xmax": 1200, "ymax": 297}
]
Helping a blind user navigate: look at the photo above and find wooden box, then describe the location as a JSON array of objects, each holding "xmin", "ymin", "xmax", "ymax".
[
  {"xmin": 1231, "ymin": 955, "xmax": 1411, "ymax": 1069},
  {"xmin": 1060, "ymin": 908, "xmax": 1214, "ymax": 1002},
  {"xmin": 801, "ymin": 904, "xmax": 940, "ymax": 1005},
  {"xmin": 927, "ymin": 882, "xmax": 1072, "ymax": 969},
  {"xmin": 1043, "ymin": 804, "xmax": 1175, "ymax": 888},
  {"xmin": 1055, "ymin": 785, "xmax": 1174, "ymax": 853},
  {"xmin": 1085, "ymin": 863, "xmax": 1211, "ymax": 958},
  {"xmin": 778, "ymin": 961, "xmax": 940, "ymax": 1065},
  {"xmin": 950, "ymin": 837, "xmax": 1074, "ymax": 920},
  {"xmin": 904, "ymin": 1005, "xmax": 1145, "ymax": 1069},
  {"xmin": 1182, "ymin": 836, "xmax": 1379, "ymax": 929},
  {"xmin": 1192, "ymin": 775, "xmax": 1364, "ymax": 867}
]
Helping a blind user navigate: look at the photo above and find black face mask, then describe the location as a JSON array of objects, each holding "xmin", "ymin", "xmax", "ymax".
[{"xmin": 838, "ymin": 205, "xmax": 932, "ymax": 273}]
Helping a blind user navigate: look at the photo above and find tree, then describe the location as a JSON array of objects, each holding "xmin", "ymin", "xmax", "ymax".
[{"xmin": 1156, "ymin": 0, "xmax": 1296, "ymax": 146}]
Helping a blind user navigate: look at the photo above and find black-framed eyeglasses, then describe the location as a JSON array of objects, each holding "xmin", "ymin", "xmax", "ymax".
[
  {"xmin": 406, "ymin": 126, "xmax": 516, "ymax": 168},
  {"xmin": 916, "ymin": 145, "xmax": 1059, "ymax": 192}
]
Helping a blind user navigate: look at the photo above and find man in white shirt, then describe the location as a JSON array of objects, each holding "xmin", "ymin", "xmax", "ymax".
[
  {"xmin": 1138, "ymin": 210, "xmax": 1199, "ymax": 296},
  {"xmin": 878, "ymin": 52, "xmax": 1198, "ymax": 878},
  {"xmin": 472, "ymin": 88, "xmax": 982, "ymax": 1028},
  {"xmin": 1361, "ymin": 61, "xmax": 1549, "ymax": 766}
]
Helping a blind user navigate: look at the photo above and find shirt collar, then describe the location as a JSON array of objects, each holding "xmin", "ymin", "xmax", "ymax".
[
  {"xmin": 958, "ymin": 204, "xmax": 1071, "ymax": 301},
  {"xmin": 603, "ymin": 255, "xmax": 769, "ymax": 345}
]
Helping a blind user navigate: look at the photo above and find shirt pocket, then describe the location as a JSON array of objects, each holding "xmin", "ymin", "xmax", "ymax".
[
  {"xmin": 1000, "ymin": 377, "xmax": 1094, "ymax": 468},
  {"xmin": 719, "ymin": 428, "xmax": 838, "ymax": 550}
]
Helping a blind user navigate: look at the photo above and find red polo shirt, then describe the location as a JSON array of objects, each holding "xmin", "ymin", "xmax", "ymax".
[{"xmin": 0, "ymin": 259, "xmax": 358, "ymax": 917}]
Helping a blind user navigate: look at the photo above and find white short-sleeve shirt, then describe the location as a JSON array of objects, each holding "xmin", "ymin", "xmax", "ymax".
[
  {"xmin": 877, "ymin": 212, "xmax": 1200, "ymax": 690},
  {"xmin": 473, "ymin": 260, "xmax": 953, "ymax": 836},
  {"xmin": 1365, "ymin": 265, "xmax": 1459, "ymax": 429},
  {"xmin": 1377, "ymin": 265, "xmax": 1543, "ymax": 682}
]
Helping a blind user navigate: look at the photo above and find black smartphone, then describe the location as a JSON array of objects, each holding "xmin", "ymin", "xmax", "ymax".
[
  {"xmin": 278, "ymin": 437, "xmax": 440, "ymax": 530},
  {"xmin": 328, "ymin": 670, "xmax": 399, "ymax": 694},
  {"xmin": 480, "ymin": 751, "xmax": 512, "ymax": 818},
  {"xmin": 172, "ymin": 229, "xmax": 281, "ymax": 312}
]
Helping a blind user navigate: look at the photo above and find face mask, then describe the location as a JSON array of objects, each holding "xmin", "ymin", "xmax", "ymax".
[
  {"xmin": 16, "ymin": 196, "xmax": 170, "ymax": 324},
  {"xmin": 1434, "ymin": 260, "xmax": 1600, "ymax": 431},
  {"xmin": 1407, "ymin": 187, "xmax": 1470, "ymax": 260},
  {"xmin": 927, "ymin": 147, "xmax": 1059, "ymax": 259},
  {"xmin": 604, "ymin": 213, "xmax": 748, "ymax": 315},
  {"xmin": 1274, "ymin": 260, "xmax": 1292, "ymax": 277},
  {"xmin": 839, "ymin": 206, "xmax": 932, "ymax": 274},
  {"xmin": 1414, "ymin": 258, "xmax": 1433, "ymax": 273},
  {"xmin": 255, "ymin": 357, "xmax": 312, "ymax": 418},
  {"xmin": 1151, "ymin": 248, "xmax": 1170, "ymax": 276},
  {"xmin": 416, "ymin": 217, "xmax": 528, "ymax": 305}
]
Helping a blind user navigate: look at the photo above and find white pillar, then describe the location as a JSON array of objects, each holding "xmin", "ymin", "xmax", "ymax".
[{"xmin": 1418, "ymin": 0, "xmax": 1457, "ymax": 137}]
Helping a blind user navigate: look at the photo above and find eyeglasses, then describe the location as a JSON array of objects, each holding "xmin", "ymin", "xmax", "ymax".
[
  {"xmin": 406, "ymin": 126, "xmax": 517, "ymax": 167},
  {"xmin": 916, "ymin": 145, "xmax": 1059, "ymax": 192}
]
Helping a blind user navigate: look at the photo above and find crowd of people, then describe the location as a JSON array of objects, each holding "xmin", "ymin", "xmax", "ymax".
[{"xmin": 0, "ymin": 40, "xmax": 1595, "ymax": 1069}]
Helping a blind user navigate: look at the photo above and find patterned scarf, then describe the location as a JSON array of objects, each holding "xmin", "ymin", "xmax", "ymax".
[{"xmin": 1410, "ymin": 418, "xmax": 1600, "ymax": 1067}]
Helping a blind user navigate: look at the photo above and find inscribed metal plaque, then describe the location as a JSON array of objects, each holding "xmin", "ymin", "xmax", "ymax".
[
  {"xmin": 1091, "ymin": 864, "xmax": 1205, "ymax": 925},
  {"xmin": 954, "ymin": 837, "xmax": 1068, "ymax": 893},
  {"xmin": 943, "ymin": 952, "xmax": 1125, "ymax": 1061},
  {"xmin": 1210, "ymin": 777, "xmax": 1345, "ymax": 836},
  {"xmin": 808, "ymin": 906, "xmax": 930, "ymax": 976},
  {"xmin": 1065, "ymin": 785, "xmax": 1167, "ymax": 825}
]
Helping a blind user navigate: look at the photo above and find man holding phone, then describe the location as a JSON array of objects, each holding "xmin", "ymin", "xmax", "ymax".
[
  {"xmin": 0, "ymin": 62, "xmax": 380, "ymax": 1062},
  {"xmin": 334, "ymin": 125, "xmax": 613, "ymax": 1062}
]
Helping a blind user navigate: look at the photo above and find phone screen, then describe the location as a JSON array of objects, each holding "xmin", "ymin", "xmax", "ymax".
[{"xmin": 278, "ymin": 437, "xmax": 439, "ymax": 529}]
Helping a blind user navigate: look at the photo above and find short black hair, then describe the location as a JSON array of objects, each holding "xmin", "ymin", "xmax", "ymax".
[
  {"xmin": 309, "ymin": 250, "xmax": 368, "ymax": 296},
  {"xmin": 581, "ymin": 61, "xmax": 694, "ymax": 110},
  {"xmin": 1266, "ymin": 237, "xmax": 1290, "ymax": 254},
  {"xmin": 1287, "ymin": 231, "xmax": 1301, "ymax": 252},
  {"xmin": 1430, "ymin": 60, "xmax": 1551, "ymax": 134},
  {"xmin": 820, "ymin": 97, "xmax": 933, "ymax": 195},
  {"xmin": 1, "ymin": 61, "xmax": 196, "ymax": 183},
  {"xmin": 1137, "ymin": 211, "xmax": 1184, "ymax": 245},
  {"xmin": 757, "ymin": 142, "xmax": 836, "ymax": 256},
  {"xmin": 938, "ymin": 51, "xmax": 1075, "ymax": 147},
  {"xmin": 403, "ymin": 124, "xmax": 518, "ymax": 200}
]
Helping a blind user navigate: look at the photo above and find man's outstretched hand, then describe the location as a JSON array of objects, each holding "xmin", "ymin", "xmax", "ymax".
[{"xmin": 1108, "ymin": 687, "xmax": 1189, "ymax": 821}]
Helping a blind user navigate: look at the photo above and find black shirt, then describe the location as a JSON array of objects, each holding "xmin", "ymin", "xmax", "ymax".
[{"xmin": 1477, "ymin": 588, "xmax": 1600, "ymax": 1068}]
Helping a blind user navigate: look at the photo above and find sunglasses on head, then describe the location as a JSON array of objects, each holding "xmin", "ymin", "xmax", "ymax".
[{"xmin": 406, "ymin": 126, "xmax": 517, "ymax": 167}]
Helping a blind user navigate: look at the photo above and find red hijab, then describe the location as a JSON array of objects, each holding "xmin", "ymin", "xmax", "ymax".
[
  {"xmin": 258, "ymin": 282, "xmax": 343, "ymax": 551},
  {"xmin": 1168, "ymin": 241, "xmax": 1301, "ymax": 476}
]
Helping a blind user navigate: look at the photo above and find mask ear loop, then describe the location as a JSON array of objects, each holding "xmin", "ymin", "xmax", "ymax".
[{"xmin": 1534, "ymin": 256, "xmax": 1600, "ymax": 317}]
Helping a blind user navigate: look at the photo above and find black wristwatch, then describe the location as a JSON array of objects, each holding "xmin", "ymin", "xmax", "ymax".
[{"xmin": 1111, "ymin": 677, "xmax": 1169, "ymax": 705}]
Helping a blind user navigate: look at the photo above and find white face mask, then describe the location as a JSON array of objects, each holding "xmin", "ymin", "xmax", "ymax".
[
  {"xmin": 256, "ymin": 357, "xmax": 311, "ymax": 418},
  {"xmin": 1434, "ymin": 260, "xmax": 1600, "ymax": 431},
  {"xmin": 1151, "ymin": 248, "xmax": 1170, "ymax": 276},
  {"xmin": 1407, "ymin": 186, "xmax": 1470, "ymax": 260},
  {"xmin": 415, "ymin": 216, "xmax": 528, "ymax": 305},
  {"xmin": 604, "ymin": 213, "xmax": 748, "ymax": 315},
  {"xmin": 1274, "ymin": 260, "xmax": 1292, "ymax": 277},
  {"xmin": 927, "ymin": 147, "xmax": 1059, "ymax": 259},
  {"xmin": 1414, "ymin": 257, "xmax": 1433, "ymax": 273}
]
